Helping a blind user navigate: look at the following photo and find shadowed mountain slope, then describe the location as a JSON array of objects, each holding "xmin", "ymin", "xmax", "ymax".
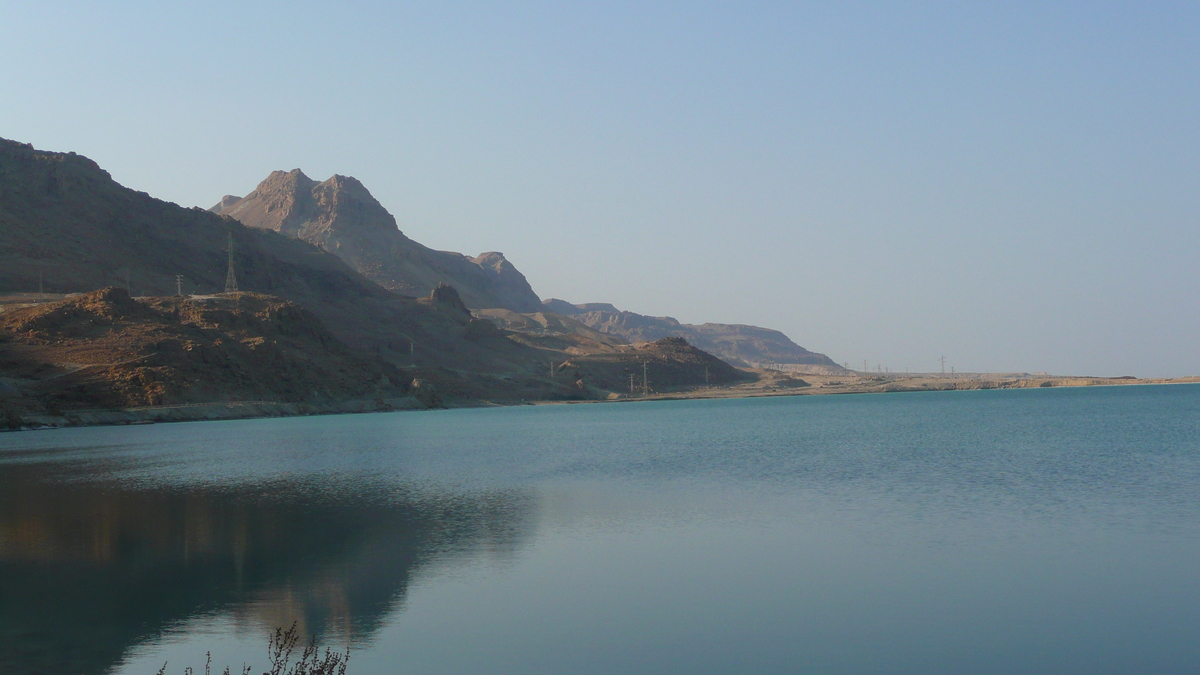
[{"xmin": 212, "ymin": 170, "xmax": 542, "ymax": 311}]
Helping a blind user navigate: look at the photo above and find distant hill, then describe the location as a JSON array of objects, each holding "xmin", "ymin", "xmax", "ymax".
[
  {"xmin": 212, "ymin": 170, "xmax": 542, "ymax": 311},
  {"xmin": 543, "ymin": 298, "xmax": 844, "ymax": 372}
]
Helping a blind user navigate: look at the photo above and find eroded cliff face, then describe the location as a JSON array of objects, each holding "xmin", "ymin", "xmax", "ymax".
[{"xmin": 213, "ymin": 172, "xmax": 543, "ymax": 312}]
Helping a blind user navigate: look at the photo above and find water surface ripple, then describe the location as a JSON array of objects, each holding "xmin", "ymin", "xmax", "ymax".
[{"xmin": 1, "ymin": 385, "xmax": 1198, "ymax": 674}]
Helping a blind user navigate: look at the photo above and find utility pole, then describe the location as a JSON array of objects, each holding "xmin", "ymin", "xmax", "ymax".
[
  {"xmin": 550, "ymin": 361, "xmax": 556, "ymax": 381},
  {"xmin": 38, "ymin": 269, "xmax": 43, "ymax": 296},
  {"xmin": 705, "ymin": 366, "xmax": 709, "ymax": 386},
  {"xmin": 175, "ymin": 275, "xmax": 184, "ymax": 297},
  {"xmin": 224, "ymin": 233, "xmax": 239, "ymax": 293},
  {"xmin": 642, "ymin": 360, "xmax": 649, "ymax": 396},
  {"xmin": 863, "ymin": 359, "xmax": 868, "ymax": 373},
  {"xmin": 124, "ymin": 268, "xmax": 131, "ymax": 294}
]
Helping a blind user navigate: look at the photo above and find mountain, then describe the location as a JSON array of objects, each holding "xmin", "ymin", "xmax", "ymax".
[
  {"xmin": 211, "ymin": 170, "xmax": 542, "ymax": 311},
  {"xmin": 542, "ymin": 298, "xmax": 844, "ymax": 372},
  {"xmin": 0, "ymin": 137, "xmax": 561, "ymax": 409},
  {"xmin": 0, "ymin": 138, "xmax": 743, "ymax": 417}
]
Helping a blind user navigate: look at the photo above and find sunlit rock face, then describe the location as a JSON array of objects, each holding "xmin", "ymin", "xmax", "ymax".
[{"xmin": 213, "ymin": 173, "xmax": 542, "ymax": 312}]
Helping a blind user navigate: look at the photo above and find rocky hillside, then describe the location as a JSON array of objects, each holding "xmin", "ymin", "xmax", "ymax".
[
  {"xmin": 0, "ymin": 137, "xmax": 775, "ymax": 417},
  {"xmin": 0, "ymin": 138, "xmax": 567, "ymax": 401},
  {"xmin": 212, "ymin": 170, "xmax": 541, "ymax": 311},
  {"xmin": 560, "ymin": 337, "xmax": 751, "ymax": 395},
  {"xmin": 542, "ymin": 299, "xmax": 843, "ymax": 371},
  {"xmin": 0, "ymin": 288, "xmax": 407, "ymax": 412}
]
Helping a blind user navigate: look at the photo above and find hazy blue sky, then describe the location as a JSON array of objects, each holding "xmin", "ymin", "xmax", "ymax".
[{"xmin": 3, "ymin": 1, "xmax": 1197, "ymax": 376}]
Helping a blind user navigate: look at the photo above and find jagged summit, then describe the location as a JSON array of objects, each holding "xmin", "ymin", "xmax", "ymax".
[{"xmin": 213, "ymin": 171, "xmax": 542, "ymax": 312}]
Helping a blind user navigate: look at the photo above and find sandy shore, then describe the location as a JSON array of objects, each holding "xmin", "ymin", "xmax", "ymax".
[
  {"xmin": 6, "ymin": 372, "xmax": 1197, "ymax": 432},
  {"xmin": 540, "ymin": 370, "xmax": 1200, "ymax": 405}
]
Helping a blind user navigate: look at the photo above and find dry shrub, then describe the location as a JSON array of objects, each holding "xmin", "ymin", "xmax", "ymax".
[{"xmin": 155, "ymin": 624, "xmax": 349, "ymax": 675}]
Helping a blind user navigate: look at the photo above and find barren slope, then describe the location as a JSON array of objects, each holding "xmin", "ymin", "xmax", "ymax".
[{"xmin": 213, "ymin": 171, "xmax": 541, "ymax": 311}]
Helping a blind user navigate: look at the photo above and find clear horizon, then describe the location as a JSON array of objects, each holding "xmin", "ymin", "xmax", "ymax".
[{"xmin": 3, "ymin": 1, "xmax": 1197, "ymax": 377}]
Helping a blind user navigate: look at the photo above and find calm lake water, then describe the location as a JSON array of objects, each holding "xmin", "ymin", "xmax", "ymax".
[{"xmin": 2, "ymin": 385, "xmax": 1199, "ymax": 675}]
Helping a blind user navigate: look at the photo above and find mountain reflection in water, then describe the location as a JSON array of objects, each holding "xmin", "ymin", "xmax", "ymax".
[{"xmin": 0, "ymin": 461, "xmax": 536, "ymax": 675}]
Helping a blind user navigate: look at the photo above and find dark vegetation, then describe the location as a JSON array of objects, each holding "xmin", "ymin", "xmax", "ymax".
[{"xmin": 155, "ymin": 625, "xmax": 348, "ymax": 675}]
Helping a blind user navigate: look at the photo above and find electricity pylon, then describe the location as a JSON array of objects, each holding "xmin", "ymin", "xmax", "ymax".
[{"xmin": 224, "ymin": 233, "xmax": 239, "ymax": 293}]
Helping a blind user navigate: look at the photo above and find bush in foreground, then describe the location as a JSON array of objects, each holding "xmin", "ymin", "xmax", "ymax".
[{"xmin": 156, "ymin": 624, "xmax": 348, "ymax": 675}]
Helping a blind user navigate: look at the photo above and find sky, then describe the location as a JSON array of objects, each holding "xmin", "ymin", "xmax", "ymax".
[{"xmin": 2, "ymin": 1, "xmax": 1197, "ymax": 377}]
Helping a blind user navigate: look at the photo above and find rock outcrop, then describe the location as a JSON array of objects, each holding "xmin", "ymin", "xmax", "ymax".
[{"xmin": 212, "ymin": 171, "xmax": 542, "ymax": 311}]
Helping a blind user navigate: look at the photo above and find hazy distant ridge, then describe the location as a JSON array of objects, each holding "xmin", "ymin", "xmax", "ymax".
[{"xmin": 542, "ymin": 299, "xmax": 841, "ymax": 370}]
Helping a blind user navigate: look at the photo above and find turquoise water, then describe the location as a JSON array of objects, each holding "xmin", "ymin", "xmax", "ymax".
[{"xmin": 1, "ymin": 385, "xmax": 1198, "ymax": 674}]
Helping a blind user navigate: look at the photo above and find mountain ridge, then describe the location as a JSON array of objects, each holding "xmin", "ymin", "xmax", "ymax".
[
  {"xmin": 542, "ymin": 298, "xmax": 843, "ymax": 372},
  {"xmin": 212, "ymin": 171, "xmax": 542, "ymax": 312}
]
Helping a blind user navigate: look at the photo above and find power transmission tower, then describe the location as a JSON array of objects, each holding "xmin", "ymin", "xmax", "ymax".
[
  {"xmin": 629, "ymin": 372, "xmax": 635, "ymax": 394},
  {"xmin": 38, "ymin": 269, "xmax": 43, "ymax": 296},
  {"xmin": 940, "ymin": 355, "xmax": 947, "ymax": 374},
  {"xmin": 224, "ymin": 233, "xmax": 239, "ymax": 293},
  {"xmin": 705, "ymin": 366, "xmax": 709, "ymax": 386},
  {"xmin": 175, "ymin": 275, "xmax": 184, "ymax": 297},
  {"xmin": 863, "ymin": 359, "xmax": 868, "ymax": 373},
  {"xmin": 642, "ymin": 360, "xmax": 649, "ymax": 396}
]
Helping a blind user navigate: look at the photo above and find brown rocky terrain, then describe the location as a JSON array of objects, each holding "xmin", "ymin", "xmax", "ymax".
[
  {"xmin": 542, "ymin": 298, "xmax": 844, "ymax": 372},
  {"xmin": 560, "ymin": 337, "xmax": 751, "ymax": 397},
  {"xmin": 212, "ymin": 170, "xmax": 542, "ymax": 311},
  {"xmin": 0, "ymin": 137, "xmax": 817, "ymax": 426},
  {"xmin": 0, "ymin": 138, "xmax": 570, "ymax": 407},
  {"xmin": 0, "ymin": 288, "xmax": 409, "ymax": 417}
]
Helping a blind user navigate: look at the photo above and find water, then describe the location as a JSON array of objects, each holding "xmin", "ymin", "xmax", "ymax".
[{"xmin": 1, "ymin": 385, "xmax": 1198, "ymax": 674}]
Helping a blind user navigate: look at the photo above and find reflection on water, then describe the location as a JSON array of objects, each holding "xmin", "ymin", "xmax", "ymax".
[
  {"xmin": 0, "ymin": 461, "xmax": 535, "ymax": 675},
  {"xmin": 2, "ymin": 387, "xmax": 1199, "ymax": 675}
]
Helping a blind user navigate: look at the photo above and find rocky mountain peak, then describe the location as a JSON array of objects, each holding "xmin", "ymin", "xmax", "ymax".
[
  {"xmin": 213, "ymin": 171, "xmax": 543, "ymax": 312},
  {"xmin": 210, "ymin": 195, "xmax": 242, "ymax": 212}
]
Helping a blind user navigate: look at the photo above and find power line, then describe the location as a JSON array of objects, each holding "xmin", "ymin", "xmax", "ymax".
[{"xmin": 224, "ymin": 233, "xmax": 239, "ymax": 293}]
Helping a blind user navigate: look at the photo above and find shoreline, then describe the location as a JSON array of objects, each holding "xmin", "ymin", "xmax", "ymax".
[{"xmin": 4, "ymin": 374, "xmax": 1198, "ymax": 433}]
